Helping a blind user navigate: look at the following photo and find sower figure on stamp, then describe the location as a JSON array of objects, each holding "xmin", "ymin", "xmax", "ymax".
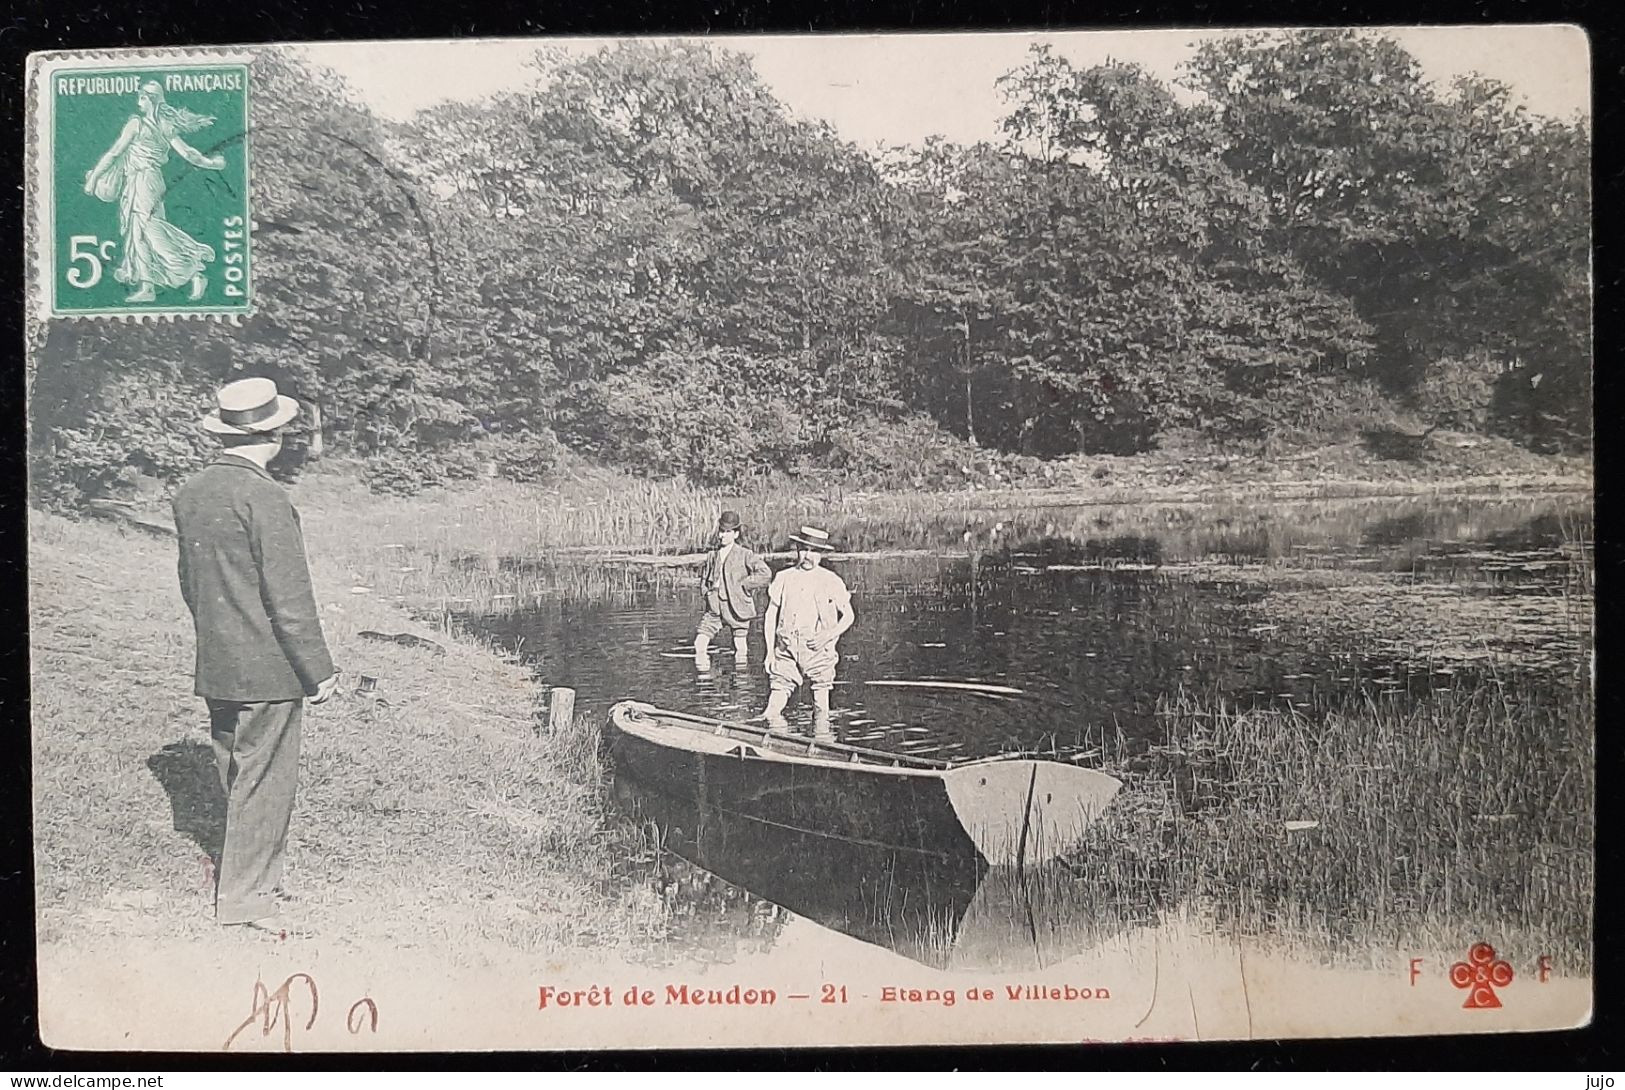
[
  {"xmin": 173, "ymin": 378, "xmax": 339, "ymax": 932},
  {"xmin": 761, "ymin": 526, "xmax": 854, "ymax": 739},
  {"xmin": 83, "ymin": 81, "xmax": 226, "ymax": 304},
  {"xmin": 693, "ymin": 509, "xmax": 771, "ymax": 671}
]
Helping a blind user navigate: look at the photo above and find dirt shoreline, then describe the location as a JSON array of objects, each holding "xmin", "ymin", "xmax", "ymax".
[{"xmin": 29, "ymin": 511, "xmax": 659, "ymax": 969}]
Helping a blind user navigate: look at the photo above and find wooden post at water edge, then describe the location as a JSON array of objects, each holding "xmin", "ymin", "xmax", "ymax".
[{"xmin": 547, "ymin": 687, "xmax": 577, "ymax": 734}]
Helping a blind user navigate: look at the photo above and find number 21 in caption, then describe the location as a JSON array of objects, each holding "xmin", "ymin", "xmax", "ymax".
[{"xmin": 821, "ymin": 984, "xmax": 848, "ymax": 1004}]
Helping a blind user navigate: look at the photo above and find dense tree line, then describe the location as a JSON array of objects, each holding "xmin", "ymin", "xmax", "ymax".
[{"xmin": 30, "ymin": 31, "xmax": 1589, "ymax": 502}]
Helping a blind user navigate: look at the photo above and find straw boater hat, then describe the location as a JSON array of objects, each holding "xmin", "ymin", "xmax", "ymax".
[
  {"xmin": 202, "ymin": 377, "xmax": 300, "ymax": 435},
  {"xmin": 788, "ymin": 525, "xmax": 836, "ymax": 551}
]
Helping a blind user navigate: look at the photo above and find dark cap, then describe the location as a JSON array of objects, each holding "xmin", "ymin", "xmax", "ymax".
[{"xmin": 717, "ymin": 510, "xmax": 742, "ymax": 532}]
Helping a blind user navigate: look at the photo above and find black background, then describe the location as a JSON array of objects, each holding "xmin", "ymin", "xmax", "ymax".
[{"xmin": 1, "ymin": 0, "xmax": 1617, "ymax": 1073}]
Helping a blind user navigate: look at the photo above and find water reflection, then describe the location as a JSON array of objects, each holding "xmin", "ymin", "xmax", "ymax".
[
  {"xmin": 611, "ymin": 769, "xmax": 1141, "ymax": 972},
  {"xmin": 623, "ymin": 846, "xmax": 792, "ymax": 969},
  {"xmin": 468, "ymin": 494, "xmax": 1586, "ymax": 761},
  {"xmin": 734, "ymin": 494, "xmax": 1580, "ymax": 565}
]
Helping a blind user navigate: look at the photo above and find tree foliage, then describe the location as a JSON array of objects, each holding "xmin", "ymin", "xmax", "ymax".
[
  {"xmin": 1184, "ymin": 30, "xmax": 1589, "ymax": 442},
  {"xmin": 31, "ymin": 33, "xmax": 1591, "ymax": 504}
]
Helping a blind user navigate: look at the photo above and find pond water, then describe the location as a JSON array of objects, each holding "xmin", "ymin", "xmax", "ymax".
[
  {"xmin": 461, "ymin": 491, "xmax": 1593, "ymax": 971},
  {"xmin": 469, "ymin": 493, "xmax": 1589, "ymax": 759}
]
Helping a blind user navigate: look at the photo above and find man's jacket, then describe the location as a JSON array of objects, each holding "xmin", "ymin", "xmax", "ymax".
[
  {"xmin": 699, "ymin": 544, "xmax": 772, "ymax": 619},
  {"xmin": 173, "ymin": 453, "xmax": 335, "ymax": 701}
]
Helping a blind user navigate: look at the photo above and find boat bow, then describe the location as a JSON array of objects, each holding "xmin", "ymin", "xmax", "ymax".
[{"xmin": 941, "ymin": 759, "xmax": 1122, "ymax": 867}]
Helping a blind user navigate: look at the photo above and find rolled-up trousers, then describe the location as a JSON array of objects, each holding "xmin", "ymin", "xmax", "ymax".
[{"xmin": 206, "ymin": 698, "xmax": 303, "ymax": 924}]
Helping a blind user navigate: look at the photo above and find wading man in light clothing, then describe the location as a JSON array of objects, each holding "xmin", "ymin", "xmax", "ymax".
[
  {"xmin": 173, "ymin": 377, "xmax": 339, "ymax": 932},
  {"xmin": 693, "ymin": 509, "xmax": 771, "ymax": 670},
  {"xmin": 762, "ymin": 526, "xmax": 854, "ymax": 738}
]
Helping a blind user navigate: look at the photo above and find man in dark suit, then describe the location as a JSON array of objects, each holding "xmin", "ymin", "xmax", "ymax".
[
  {"xmin": 173, "ymin": 377, "xmax": 338, "ymax": 931},
  {"xmin": 693, "ymin": 510, "xmax": 772, "ymax": 670}
]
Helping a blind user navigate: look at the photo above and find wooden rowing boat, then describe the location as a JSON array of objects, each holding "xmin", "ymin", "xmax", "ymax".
[{"xmin": 606, "ymin": 700, "xmax": 1122, "ymax": 867}]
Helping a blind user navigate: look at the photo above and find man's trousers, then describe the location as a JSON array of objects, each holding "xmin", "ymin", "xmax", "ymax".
[{"xmin": 205, "ymin": 698, "xmax": 303, "ymax": 925}]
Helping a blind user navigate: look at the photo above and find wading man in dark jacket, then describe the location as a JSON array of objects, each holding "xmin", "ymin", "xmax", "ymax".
[
  {"xmin": 173, "ymin": 377, "xmax": 338, "ymax": 930},
  {"xmin": 692, "ymin": 510, "xmax": 772, "ymax": 670}
]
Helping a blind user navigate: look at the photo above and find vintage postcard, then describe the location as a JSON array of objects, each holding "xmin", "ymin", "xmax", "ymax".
[{"xmin": 25, "ymin": 28, "xmax": 1593, "ymax": 1052}]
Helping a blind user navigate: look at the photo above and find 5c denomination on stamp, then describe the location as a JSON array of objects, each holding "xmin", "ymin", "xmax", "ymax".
[{"xmin": 35, "ymin": 56, "xmax": 252, "ymax": 319}]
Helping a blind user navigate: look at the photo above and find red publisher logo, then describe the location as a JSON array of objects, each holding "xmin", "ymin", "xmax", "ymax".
[{"xmin": 1450, "ymin": 943, "xmax": 1514, "ymax": 1008}]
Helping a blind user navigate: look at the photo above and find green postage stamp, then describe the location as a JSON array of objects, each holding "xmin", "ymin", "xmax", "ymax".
[{"xmin": 35, "ymin": 56, "xmax": 252, "ymax": 318}]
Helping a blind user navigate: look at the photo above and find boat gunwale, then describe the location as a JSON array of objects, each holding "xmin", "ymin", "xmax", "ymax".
[
  {"xmin": 609, "ymin": 700, "xmax": 956, "ymax": 773},
  {"xmin": 609, "ymin": 701, "xmax": 1118, "ymax": 781}
]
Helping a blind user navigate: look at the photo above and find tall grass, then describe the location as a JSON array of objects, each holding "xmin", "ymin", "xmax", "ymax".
[
  {"xmin": 296, "ymin": 461, "xmax": 843, "ymax": 562},
  {"xmin": 1557, "ymin": 506, "xmax": 1594, "ymax": 631},
  {"xmin": 1068, "ymin": 679, "xmax": 1594, "ymax": 967},
  {"xmin": 291, "ymin": 455, "xmax": 1591, "ymax": 596}
]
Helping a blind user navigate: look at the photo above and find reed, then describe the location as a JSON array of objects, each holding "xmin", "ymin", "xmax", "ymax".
[
  {"xmin": 292, "ymin": 462, "xmax": 1591, "ymax": 600},
  {"xmin": 295, "ymin": 462, "xmax": 833, "ymax": 562},
  {"xmin": 1071, "ymin": 677, "xmax": 1594, "ymax": 967},
  {"xmin": 1556, "ymin": 505, "xmax": 1594, "ymax": 627}
]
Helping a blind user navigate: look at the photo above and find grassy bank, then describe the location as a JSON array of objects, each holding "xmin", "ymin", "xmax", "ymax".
[
  {"xmin": 1060, "ymin": 514, "xmax": 1595, "ymax": 966},
  {"xmin": 29, "ymin": 512, "xmax": 666, "ymax": 961},
  {"xmin": 1042, "ymin": 679, "xmax": 1596, "ymax": 969},
  {"xmin": 287, "ymin": 434, "xmax": 1589, "ymax": 600}
]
